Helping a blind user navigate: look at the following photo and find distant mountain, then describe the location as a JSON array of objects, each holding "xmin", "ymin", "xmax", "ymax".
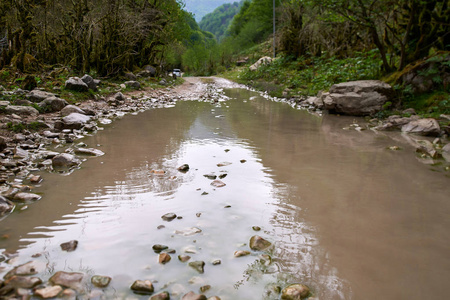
[
  {"xmin": 199, "ymin": 1, "xmax": 243, "ymax": 41},
  {"xmin": 183, "ymin": 0, "xmax": 236, "ymax": 22}
]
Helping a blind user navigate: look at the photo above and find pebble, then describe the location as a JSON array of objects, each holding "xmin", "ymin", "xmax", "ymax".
[
  {"xmin": 130, "ymin": 280, "xmax": 154, "ymax": 294},
  {"xmin": 178, "ymin": 255, "xmax": 191, "ymax": 262},
  {"xmin": 60, "ymin": 240, "xmax": 78, "ymax": 252},
  {"xmin": 159, "ymin": 253, "xmax": 171, "ymax": 264},
  {"xmin": 91, "ymin": 275, "xmax": 111, "ymax": 288},
  {"xmin": 161, "ymin": 213, "xmax": 177, "ymax": 221},
  {"xmin": 234, "ymin": 250, "xmax": 250, "ymax": 257},
  {"xmin": 189, "ymin": 261, "xmax": 205, "ymax": 274}
]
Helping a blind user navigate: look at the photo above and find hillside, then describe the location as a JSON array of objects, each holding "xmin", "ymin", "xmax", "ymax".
[
  {"xmin": 199, "ymin": 1, "xmax": 243, "ymax": 41},
  {"xmin": 183, "ymin": 0, "xmax": 235, "ymax": 22}
]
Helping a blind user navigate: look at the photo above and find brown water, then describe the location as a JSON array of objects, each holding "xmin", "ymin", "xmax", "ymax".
[{"xmin": 1, "ymin": 88, "xmax": 449, "ymax": 299}]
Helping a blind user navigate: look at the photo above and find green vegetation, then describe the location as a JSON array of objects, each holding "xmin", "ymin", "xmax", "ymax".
[
  {"xmin": 184, "ymin": 0, "xmax": 236, "ymax": 22},
  {"xmin": 199, "ymin": 2, "xmax": 243, "ymax": 41}
]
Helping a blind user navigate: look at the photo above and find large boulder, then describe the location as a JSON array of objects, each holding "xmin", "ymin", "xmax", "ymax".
[
  {"xmin": 27, "ymin": 90, "xmax": 55, "ymax": 102},
  {"xmin": 65, "ymin": 77, "xmax": 89, "ymax": 92},
  {"xmin": 144, "ymin": 65, "xmax": 157, "ymax": 77},
  {"xmin": 5, "ymin": 105, "xmax": 39, "ymax": 116},
  {"xmin": 38, "ymin": 97, "xmax": 68, "ymax": 112},
  {"xmin": 402, "ymin": 118, "xmax": 441, "ymax": 136},
  {"xmin": 323, "ymin": 80, "xmax": 394, "ymax": 116},
  {"xmin": 60, "ymin": 105, "xmax": 86, "ymax": 117},
  {"xmin": 81, "ymin": 74, "xmax": 98, "ymax": 91},
  {"xmin": 124, "ymin": 81, "xmax": 141, "ymax": 89},
  {"xmin": 249, "ymin": 56, "xmax": 273, "ymax": 71},
  {"xmin": 401, "ymin": 118, "xmax": 441, "ymax": 136},
  {"xmin": 61, "ymin": 113, "xmax": 91, "ymax": 130}
]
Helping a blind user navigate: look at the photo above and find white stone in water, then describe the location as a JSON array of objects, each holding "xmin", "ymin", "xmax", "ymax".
[{"xmin": 175, "ymin": 227, "xmax": 202, "ymax": 236}]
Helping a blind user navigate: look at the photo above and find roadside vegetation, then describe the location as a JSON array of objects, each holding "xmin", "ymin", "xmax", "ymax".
[{"xmin": 190, "ymin": 0, "xmax": 450, "ymax": 117}]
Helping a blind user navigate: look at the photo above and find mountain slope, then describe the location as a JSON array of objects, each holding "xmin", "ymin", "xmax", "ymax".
[
  {"xmin": 183, "ymin": 0, "xmax": 235, "ymax": 22},
  {"xmin": 199, "ymin": 1, "xmax": 243, "ymax": 41}
]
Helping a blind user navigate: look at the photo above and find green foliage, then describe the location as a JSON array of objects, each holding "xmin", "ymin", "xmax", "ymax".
[
  {"xmin": 7, "ymin": 122, "xmax": 25, "ymax": 133},
  {"xmin": 199, "ymin": 1, "xmax": 243, "ymax": 41},
  {"xmin": 236, "ymin": 50, "xmax": 382, "ymax": 96},
  {"xmin": 184, "ymin": 0, "xmax": 236, "ymax": 22}
]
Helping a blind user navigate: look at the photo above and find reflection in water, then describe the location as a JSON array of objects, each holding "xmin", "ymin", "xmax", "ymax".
[{"xmin": 1, "ymin": 89, "xmax": 449, "ymax": 299}]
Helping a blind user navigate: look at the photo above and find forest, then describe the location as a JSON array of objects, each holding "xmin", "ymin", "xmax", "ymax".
[{"xmin": 0, "ymin": 0, "xmax": 449, "ymax": 113}]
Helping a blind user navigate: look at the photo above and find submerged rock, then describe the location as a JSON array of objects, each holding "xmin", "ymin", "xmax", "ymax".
[
  {"xmin": 34, "ymin": 285, "xmax": 63, "ymax": 298},
  {"xmin": 75, "ymin": 148, "xmax": 104, "ymax": 156},
  {"xmin": 211, "ymin": 180, "xmax": 226, "ymax": 188},
  {"xmin": 153, "ymin": 244, "xmax": 169, "ymax": 253},
  {"xmin": 131, "ymin": 280, "xmax": 154, "ymax": 294},
  {"xmin": 234, "ymin": 250, "xmax": 250, "ymax": 257},
  {"xmin": 178, "ymin": 255, "xmax": 191, "ymax": 262},
  {"xmin": 161, "ymin": 213, "xmax": 177, "ymax": 222},
  {"xmin": 4, "ymin": 275, "xmax": 42, "ymax": 289},
  {"xmin": 177, "ymin": 164, "xmax": 190, "ymax": 173},
  {"xmin": 249, "ymin": 235, "xmax": 272, "ymax": 251},
  {"xmin": 60, "ymin": 240, "xmax": 78, "ymax": 252},
  {"xmin": 159, "ymin": 253, "xmax": 171, "ymax": 264},
  {"xmin": 91, "ymin": 275, "xmax": 111, "ymax": 288},
  {"xmin": 13, "ymin": 192, "xmax": 41, "ymax": 202},
  {"xmin": 49, "ymin": 271, "xmax": 85, "ymax": 291},
  {"xmin": 4, "ymin": 261, "xmax": 42, "ymax": 279},
  {"xmin": 189, "ymin": 261, "xmax": 205, "ymax": 274},
  {"xmin": 175, "ymin": 227, "xmax": 202, "ymax": 236},
  {"xmin": 182, "ymin": 291, "xmax": 207, "ymax": 300},
  {"xmin": 150, "ymin": 291, "xmax": 170, "ymax": 300},
  {"xmin": 281, "ymin": 284, "xmax": 311, "ymax": 300}
]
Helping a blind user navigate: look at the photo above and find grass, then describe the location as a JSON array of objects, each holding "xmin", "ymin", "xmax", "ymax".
[{"xmin": 221, "ymin": 49, "xmax": 382, "ymax": 97}]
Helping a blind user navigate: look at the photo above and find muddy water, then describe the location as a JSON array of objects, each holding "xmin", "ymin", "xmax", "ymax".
[{"xmin": 1, "ymin": 87, "xmax": 450, "ymax": 299}]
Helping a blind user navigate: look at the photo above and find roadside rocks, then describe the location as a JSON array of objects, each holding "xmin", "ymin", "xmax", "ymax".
[
  {"xmin": 5, "ymin": 105, "xmax": 39, "ymax": 116},
  {"xmin": 65, "ymin": 77, "xmax": 89, "ymax": 92},
  {"xmin": 125, "ymin": 81, "xmax": 141, "ymax": 89},
  {"xmin": 59, "ymin": 113, "xmax": 91, "ymax": 130},
  {"xmin": 60, "ymin": 105, "xmax": 86, "ymax": 116},
  {"xmin": 250, "ymin": 57, "xmax": 273, "ymax": 71},
  {"xmin": 322, "ymin": 80, "xmax": 394, "ymax": 116},
  {"xmin": 401, "ymin": 118, "xmax": 441, "ymax": 136},
  {"xmin": 38, "ymin": 96, "xmax": 68, "ymax": 112},
  {"xmin": 52, "ymin": 153, "xmax": 81, "ymax": 168}
]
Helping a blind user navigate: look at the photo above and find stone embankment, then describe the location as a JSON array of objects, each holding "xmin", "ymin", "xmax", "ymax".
[{"xmin": 285, "ymin": 80, "xmax": 450, "ymax": 167}]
